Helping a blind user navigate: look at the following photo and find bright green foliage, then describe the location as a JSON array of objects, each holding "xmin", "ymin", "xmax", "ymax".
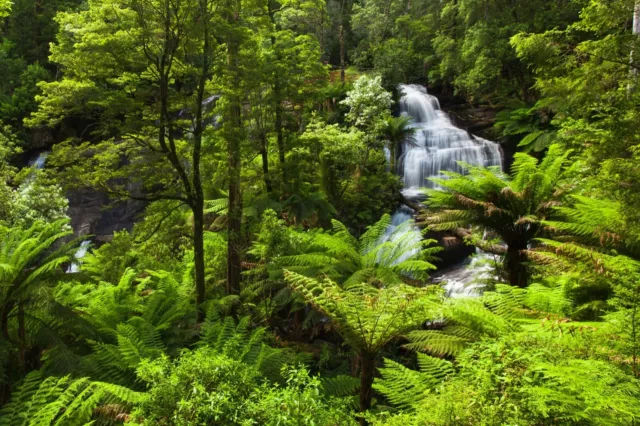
[
  {"xmin": 495, "ymin": 101, "xmax": 557, "ymax": 152},
  {"xmin": 340, "ymin": 75, "xmax": 392, "ymax": 129},
  {"xmin": 198, "ymin": 315, "xmax": 300, "ymax": 383},
  {"xmin": 510, "ymin": 0, "xmax": 640, "ymax": 225},
  {"xmin": 0, "ymin": 0, "xmax": 10, "ymax": 17},
  {"xmin": 284, "ymin": 214, "xmax": 440, "ymax": 287},
  {"xmin": 245, "ymin": 212, "xmax": 439, "ymax": 325},
  {"xmin": 284, "ymin": 269, "xmax": 441, "ymax": 412},
  {"xmin": 3, "ymin": 174, "xmax": 69, "ymax": 229},
  {"xmin": 241, "ymin": 366, "xmax": 357, "ymax": 426},
  {"xmin": 71, "ymin": 270, "xmax": 195, "ymax": 387},
  {"xmin": 373, "ymin": 353, "xmax": 454, "ymax": 410},
  {"xmin": 131, "ymin": 350, "xmax": 261, "ymax": 425},
  {"xmin": 0, "ymin": 371, "xmax": 142, "ymax": 426},
  {"xmin": 285, "ymin": 270, "xmax": 440, "ymax": 356},
  {"xmin": 372, "ymin": 329, "xmax": 640, "ymax": 425},
  {"xmin": 0, "ymin": 220, "xmax": 79, "ymax": 383},
  {"xmin": 371, "ymin": 279, "xmax": 640, "ymax": 425},
  {"xmin": 379, "ymin": 115, "xmax": 415, "ymax": 171},
  {"xmin": 423, "ymin": 144, "xmax": 572, "ymax": 286},
  {"xmin": 130, "ymin": 349, "xmax": 355, "ymax": 426}
]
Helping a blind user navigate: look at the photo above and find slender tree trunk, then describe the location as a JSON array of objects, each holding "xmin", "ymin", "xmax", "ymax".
[
  {"xmin": 390, "ymin": 143, "xmax": 396, "ymax": 173},
  {"xmin": 629, "ymin": 0, "xmax": 640, "ymax": 93},
  {"xmin": 339, "ymin": 23, "xmax": 346, "ymax": 83},
  {"xmin": 268, "ymin": 1, "xmax": 287, "ymax": 189},
  {"xmin": 192, "ymin": 0, "xmax": 211, "ymax": 321},
  {"xmin": 0, "ymin": 305, "xmax": 10, "ymax": 342},
  {"xmin": 260, "ymin": 132, "xmax": 273, "ymax": 193},
  {"xmin": 226, "ymin": 3, "xmax": 243, "ymax": 295},
  {"xmin": 358, "ymin": 352, "xmax": 376, "ymax": 425},
  {"xmin": 18, "ymin": 303, "xmax": 25, "ymax": 374},
  {"xmin": 193, "ymin": 199, "xmax": 206, "ymax": 318},
  {"xmin": 274, "ymin": 76, "xmax": 286, "ymax": 186}
]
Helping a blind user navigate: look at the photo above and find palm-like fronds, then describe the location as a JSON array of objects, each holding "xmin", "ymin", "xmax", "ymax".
[
  {"xmin": 283, "ymin": 214, "xmax": 440, "ymax": 288},
  {"xmin": 77, "ymin": 270, "xmax": 195, "ymax": 388},
  {"xmin": 421, "ymin": 144, "xmax": 571, "ymax": 286},
  {"xmin": 0, "ymin": 220, "xmax": 80, "ymax": 384},
  {"xmin": 0, "ymin": 371, "xmax": 142, "ymax": 426},
  {"xmin": 373, "ymin": 354, "xmax": 454, "ymax": 410},
  {"xmin": 404, "ymin": 282, "xmax": 566, "ymax": 358},
  {"xmin": 198, "ymin": 315, "xmax": 301, "ymax": 383},
  {"xmin": 284, "ymin": 270, "xmax": 441, "ymax": 356}
]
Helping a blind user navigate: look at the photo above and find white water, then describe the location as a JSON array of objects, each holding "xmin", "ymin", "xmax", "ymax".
[
  {"xmin": 28, "ymin": 152, "xmax": 92, "ymax": 274},
  {"xmin": 28, "ymin": 151, "xmax": 49, "ymax": 170},
  {"xmin": 67, "ymin": 240, "xmax": 91, "ymax": 273},
  {"xmin": 397, "ymin": 85, "xmax": 502, "ymax": 194},
  {"xmin": 388, "ymin": 84, "xmax": 503, "ymax": 295}
]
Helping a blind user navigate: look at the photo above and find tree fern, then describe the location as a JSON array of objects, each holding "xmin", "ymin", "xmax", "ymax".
[
  {"xmin": 0, "ymin": 220, "xmax": 82, "ymax": 385},
  {"xmin": 421, "ymin": 144, "xmax": 571, "ymax": 286},
  {"xmin": 284, "ymin": 270, "xmax": 441, "ymax": 413}
]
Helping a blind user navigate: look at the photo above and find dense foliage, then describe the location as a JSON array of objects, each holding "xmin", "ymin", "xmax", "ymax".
[{"xmin": 1, "ymin": 0, "xmax": 640, "ymax": 424}]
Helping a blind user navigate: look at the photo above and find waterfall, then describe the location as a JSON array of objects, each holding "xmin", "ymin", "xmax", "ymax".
[
  {"xmin": 389, "ymin": 84, "xmax": 503, "ymax": 295},
  {"xmin": 28, "ymin": 151, "xmax": 49, "ymax": 170},
  {"xmin": 28, "ymin": 151, "xmax": 93, "ymax": 274},
  {"xmin": 67, "ymin": 240, "xmax": 91, "ymax": 273},
  {"xmin": 397, "ymin": 85, "xmax": 502, "ymax": 195}
]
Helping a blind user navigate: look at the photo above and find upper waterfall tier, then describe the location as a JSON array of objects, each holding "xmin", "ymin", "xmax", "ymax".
[{"xmin": 397, "ymin": 84, "xmax": 502, "ymax": 196}]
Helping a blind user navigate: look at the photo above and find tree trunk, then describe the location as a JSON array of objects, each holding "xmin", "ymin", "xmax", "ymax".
[
  {"xmin": 358, "ymin": 353, "xmax": 376, "ymax": 425},
  {"xmin": 192, "ymin": 199, "xmax": 206, "ymax": 319},
  {"xmin": 629, "ymin": 0, "xmax": 640, "ymax": 93},
  {"xmin": 389, "ymin": 143, "xmax": 396, "ymax": 173},
  {"xmin": 226, "ymin": 3, "xmax": 243, "ymax": 296},
  {"xmin": 192, "ymin": 0, "xmax": 210, "ymax": 321},
  {"xmin": 0, "ymin": 304, "xmax": 10, "ymax": 342},
  {"xmin": 268, "ymin": 1, "xmax": 287, "ymax": 189},
  {"xmin": 339, "ymin": 23, "xmax": 346, "ymax": 83},
  {"xmin": 260, "ymin": 132, "xmax": 273, "ymax": 193},
  {"xmin": 18, "ymin": 303, "xmax": 25, "ymax": 374},
  {"xmin": 504, "ymin": 244, "xmax": 528, "ymax": 287}
]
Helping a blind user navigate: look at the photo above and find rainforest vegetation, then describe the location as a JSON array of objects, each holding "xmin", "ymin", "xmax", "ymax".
[{"xmin": 1, "ymin": 0, "xmax": 640, "ymax": 424}]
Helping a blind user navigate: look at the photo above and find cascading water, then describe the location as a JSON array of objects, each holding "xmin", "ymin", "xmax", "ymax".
[
  {"xmin": 67, "ymin": 240, "xmax": 91, "ymax": 273},
  {"xmin": 28, "ymin": 151, "xmax": 92, "ymax": 273},
  {"xmin": 28, "ymin": 151, "xmax": 49, "ymax": 170},
  {"xmin": 389, "ymin": 84, "xmax": 503, "ymax": 295},
  {"xmin": 397, "ymin": 85, "xmax": 502, "ymax": 196}
]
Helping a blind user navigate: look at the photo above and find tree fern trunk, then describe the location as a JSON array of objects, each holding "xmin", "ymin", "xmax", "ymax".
[
  {"xmin": 358, "ymin": 352, "xmax": 376, "ymax": 425},
  {"xmin": 504, "ymin": 244, "xmax": 528, "ymax": 287}
]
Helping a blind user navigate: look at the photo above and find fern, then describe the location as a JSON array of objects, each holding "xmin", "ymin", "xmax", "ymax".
[
  {"xmin": 421, "ymin": 144, "xmax": 571, "ymax": 286},
  {"xmin": 374, "ymin": 354, "xmax": 454, "ymax": 410},
  {"xmin": 198, "ymin": 314, "xmax": 299, "ymax": 383},
  {"xmin": 0, "ymin": 371, "xmax": 142, "ymax": 426}
]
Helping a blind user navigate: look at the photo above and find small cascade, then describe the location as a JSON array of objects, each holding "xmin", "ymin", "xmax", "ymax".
[
  {"xmin": 28, "ymin": 151, "xmax": 49, "ymax": 170},
  {"xmin": 67, "ymin": 240, "xmax": 91, "ymax": 273},
  {"xmin": 433, "ymin": 254, "xmax": 494, "ymax": 298},
  {"xmin": 27, "ymin": 151, "xmax": 93, "ymax": 274},
  {"xmin": 388, "ymin": 84, "xmax": 503, "ymax": 295}
]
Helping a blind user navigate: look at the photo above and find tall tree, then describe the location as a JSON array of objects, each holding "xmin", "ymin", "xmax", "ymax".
[{"xmin": 30, "ymin": 0, "xmax": 218, "ymax": 317}]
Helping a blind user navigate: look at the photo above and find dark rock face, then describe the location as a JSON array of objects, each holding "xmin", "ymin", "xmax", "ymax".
[
  {"xmin": 428, "ymin": 230, "xmax": 476, "ymax": 268},
  {"xmin": 67, "ymin": 189, "xmax": 145, "ymax": 242}
]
